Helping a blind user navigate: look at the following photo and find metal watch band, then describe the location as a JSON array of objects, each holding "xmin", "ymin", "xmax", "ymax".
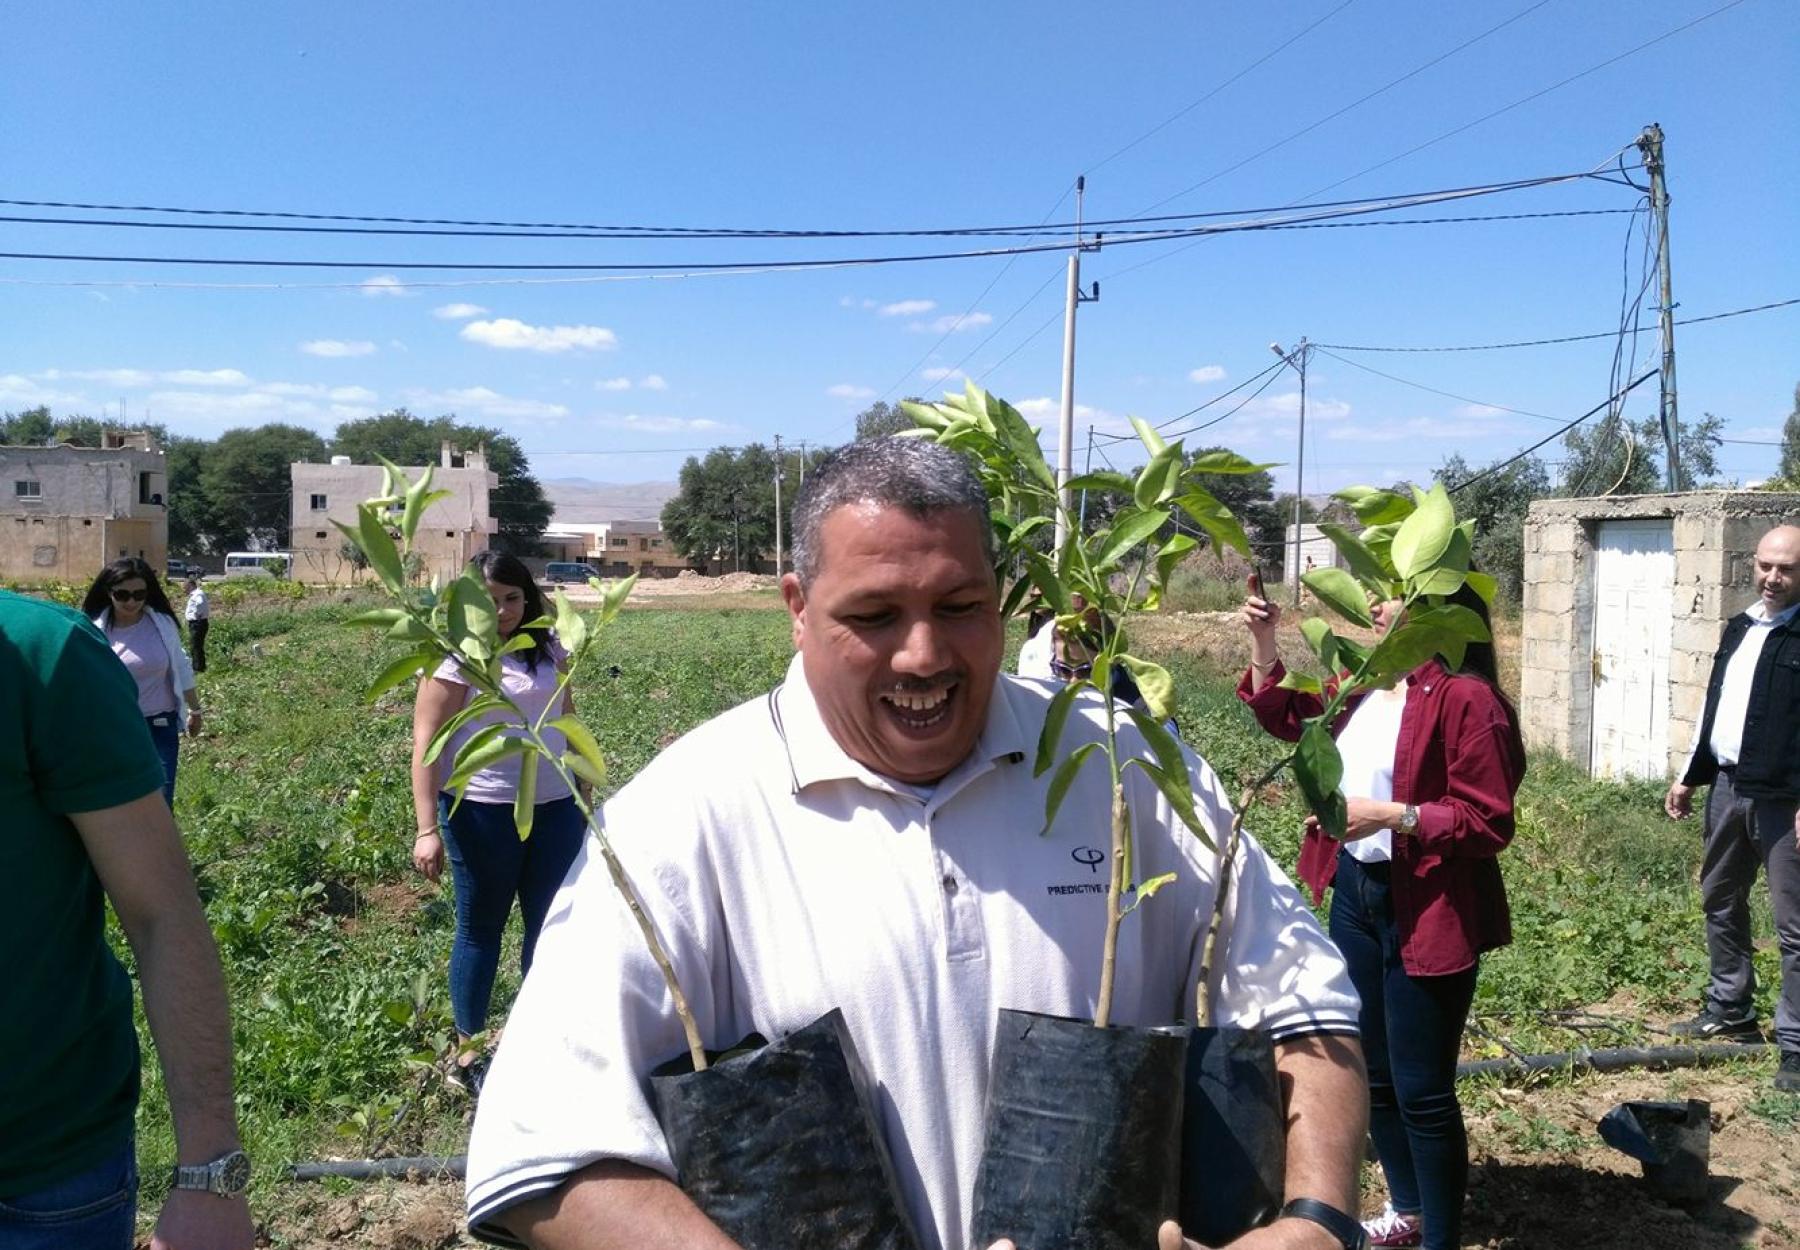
[{"xmin": 1281, "ymin": 1197, "xmax": 1369, "ymax": 1250}]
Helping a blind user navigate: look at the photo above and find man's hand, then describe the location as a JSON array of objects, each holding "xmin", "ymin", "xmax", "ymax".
[
  {"xmin": 186, "ymin": 709, "xmax": 203, "ymax": 738},
  {"xmin": 151, "ymin": 1189, "xmax": 254, "ymax": 1250},
  {"xmin": 1158, "ymin": 1215, "xmax": 1344, "ymax": 1248},
  {"xmin": 1665, "ymin": 781, "xmax": 1694, "ymax": 820}
]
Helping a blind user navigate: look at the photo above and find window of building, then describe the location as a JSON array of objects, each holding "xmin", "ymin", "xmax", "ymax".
[
  {"xmin": 612, "ymin": 537, "xmax": 627, "ymax": 547},
  {"xmin": 651, "ymin": 538, "xmax": 662, "ymax": 548},
  {"xmin": 139, "ymin": 472, "xmax": 154, "ymax": 504},
  {"xmin": 15, "ymin": 480, "xmax": 41, "ymax": 500},
  {"xmin": 639, "ymin": 538, "xmax": 649, "ymax": 551},
  {"xmin": 315, "ymin": 530, "xmax": 328, "ymax": 539},
  {"xmin": 310, "ymin": 493, "xmax": 328, "ymax": 511},
  {"xmin": 446, "ymin": 531, "xmax": 455, "ymax": 538}
]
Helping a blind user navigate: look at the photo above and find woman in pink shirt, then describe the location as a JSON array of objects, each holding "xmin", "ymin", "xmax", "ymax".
[
  {"xmin": 410, "ymin": 552, "xmax": 585, "ymax": 1094},
  {"xmin": 83, "ymin": 556, "xmax": 201, "ymax": 805}
]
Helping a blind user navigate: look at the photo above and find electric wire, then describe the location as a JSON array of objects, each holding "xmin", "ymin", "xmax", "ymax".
[
  {"xmin": 1448, "ymin": 368, "xmax": 1658, "ymax": 496},
  {"xmin": 1311, "ymin": 348, "xmax": 1562, "ymax": 423},
  {"xmin": 1314, "ymin": 297, "xmax": 1800, "ymax": 352}
]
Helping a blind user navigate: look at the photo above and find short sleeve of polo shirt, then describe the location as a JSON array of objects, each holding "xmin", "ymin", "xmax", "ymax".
[{"xmin": 11, "ymin": 597, "xmax": 167, "ymax": 813}]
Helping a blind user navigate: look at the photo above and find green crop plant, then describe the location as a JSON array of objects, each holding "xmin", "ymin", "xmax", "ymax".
[
  {"xmin": 905, "ymin": 383, "xmax": 1490, "ymax": 1028},
  {"xmin": 334, "ymin": 460, "xmax": 711, "ymax": 1072}
]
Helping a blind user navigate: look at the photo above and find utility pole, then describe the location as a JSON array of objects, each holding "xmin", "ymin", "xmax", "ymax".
[
  {"xmin": 1270, "ymin": 338, "xmax": 1311, "ymax": 608},
  {"xmin": 1077, "ymin": 425, "xmax": 1095, "ymax": 530},
  {"xmin": 1638, "ymin": 123, "xmax": 1681, "ymax": 491},
  {"xmin": 1052, "ymin": 176, "xmax": 1101, "ymax": 556},
  {"xmin": 773, "ymin": 434, "xmax": 784, "ymax": 576}
]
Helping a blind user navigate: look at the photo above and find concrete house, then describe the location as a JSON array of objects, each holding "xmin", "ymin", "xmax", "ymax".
[
  {"xmin": 593, "ymin": 519, "xmax": 690, "ymax": 577},
  {"xmin": 0, "ymin": 430, "xmax": 167, "ymax": 583},
  {"xmin": 289, "ymin": 443, "xmax": 498, "ymax": 584},
  {"xmin": 1519, "ymin": 490, "xmax": 1800, "ymax": 781}
]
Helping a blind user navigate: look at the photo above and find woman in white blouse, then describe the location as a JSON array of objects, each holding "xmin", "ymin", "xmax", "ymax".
[{"xmin": 83, "ymin": 556, "xmax": 202, "ymax": 804}]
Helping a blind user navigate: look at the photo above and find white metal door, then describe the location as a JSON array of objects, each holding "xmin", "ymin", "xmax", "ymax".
[{"xmin": 1589, "ymin": 519, "xmax": 1674, "ymax": 778}]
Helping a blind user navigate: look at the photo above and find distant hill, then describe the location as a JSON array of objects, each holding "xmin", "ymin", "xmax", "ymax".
[{"xmin": 543, "ymin": 478, "xmax": 678, "ymax": 524}]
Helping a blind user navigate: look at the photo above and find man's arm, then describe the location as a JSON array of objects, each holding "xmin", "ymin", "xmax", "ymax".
[
  {"xmin": 1161, "ymin": 1033, "xmax": 1368, "ymax": 1250},
  {"xmin": 71, "ymin": 791, "xmax": 253, "ymax": 1250},
  {"xmin": 504, "ymin": 1160, "xmax": 741, "ymax": 1250}
]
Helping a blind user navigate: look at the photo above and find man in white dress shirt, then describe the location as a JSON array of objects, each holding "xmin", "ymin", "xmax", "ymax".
[{"xmin": 1665, "ymin": 524, "xmax": 1800, "ymax": 1089}]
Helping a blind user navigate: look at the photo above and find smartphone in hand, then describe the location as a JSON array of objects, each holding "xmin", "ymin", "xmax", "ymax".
[{"xmin": 1247, "ymin": 568, "xmax": 1267, "ymax": 602}]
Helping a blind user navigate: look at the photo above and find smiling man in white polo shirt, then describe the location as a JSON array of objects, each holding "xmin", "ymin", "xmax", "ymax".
[{"xmin": 465, "ymin": 437, "xmax": 1367, "ymax": 1250}]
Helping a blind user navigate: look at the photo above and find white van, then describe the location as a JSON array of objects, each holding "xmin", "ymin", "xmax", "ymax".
[{"xmin": 221, "ymin": 551, "xmax": 294, "ymax": 579}]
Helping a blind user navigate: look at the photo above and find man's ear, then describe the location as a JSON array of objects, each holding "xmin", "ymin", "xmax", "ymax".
[{"xmin": 780, "ymin": 573, "xmax": 807, "ymax": 648}]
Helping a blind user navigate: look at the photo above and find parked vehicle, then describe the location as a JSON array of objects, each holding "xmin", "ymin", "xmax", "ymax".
[
  {"xmin": 544, "ymin": 561, "xmax": 600, "ymax": 584},
  {"xmin": 166, "ymin": 558, "xmax": 197, "ymax": 580},
  {"xmin": 221, "ymin": 550, "xmax": 294, "ymax": 579}
]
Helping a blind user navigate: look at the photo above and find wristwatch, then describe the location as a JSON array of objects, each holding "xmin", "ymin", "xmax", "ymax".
[
  {"xmin": 171, "ymin": 1148, "xmax": 251, "ymax": 1197},
  {"xmin": 1281, "ymin": 1198, "xmax": 1369, "ymax": 1250},
  {"xmin": 1398, "ymin": 803, "xmax": 1420, "ymax": 836}
]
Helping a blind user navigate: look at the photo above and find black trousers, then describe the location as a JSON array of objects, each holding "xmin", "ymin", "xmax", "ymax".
[{"xmin": 189, "ymin": 617, "xmax": 209, "ymax": 672}]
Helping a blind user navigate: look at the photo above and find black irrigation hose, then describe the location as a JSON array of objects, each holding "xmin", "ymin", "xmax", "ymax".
[{"xmin": 280, "ymin": 1046, "xmax": 1774, "ymax": 1184}]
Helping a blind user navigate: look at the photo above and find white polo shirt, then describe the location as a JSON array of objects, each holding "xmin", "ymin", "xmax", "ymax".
[{"xmin": 465, "ymin": 655, "xmax": 1359, "ymax": 1250}]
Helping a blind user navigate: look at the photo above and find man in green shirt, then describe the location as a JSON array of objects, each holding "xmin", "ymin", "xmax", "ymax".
[{"xmin": 0, "ymin": 590, "xmax": 252, "ymax": 1250}]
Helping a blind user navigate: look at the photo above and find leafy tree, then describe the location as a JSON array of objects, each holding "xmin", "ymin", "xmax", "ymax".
[
  {"xmin": 1561, "ymin": 410, "xmax": 1723, "ymax": 496},
  {"xmin": 198, "ymin": 424, "xmax": 328, "ymax": 550},
  {"xmin": 661, "ymin": 444, "xmax": 781, "ymax": 569},
  {"xmin": 1777, "ymin": 383, "xmax": 1800, "ymax": 485},
  {"xmin": 854, "ymin": 400, "xmax": 921, "ymax": 441},
  {"xmin": 1436, "ymin": 453, "xmax": 1550, "ymax": 603},
  {"xmin": 165, "ymin": 435, "xmax": 220, "ymax": 554},
  {"xmin": 1, "ymin": 406, "xmax": 55, "ymax": 444},
  {"xmin": 330, "ymin": 410, "xmax": 552, "ymax": 555}
]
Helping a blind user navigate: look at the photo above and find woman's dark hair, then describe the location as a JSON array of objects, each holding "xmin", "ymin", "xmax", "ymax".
[
  {"xmin": 1443, "ymin": 570, "xmax": 1508, "ymax": 693},
  {"xmin": 82, "ymin": 556, "xmax": 179, "ymax": 624},
  {"xmin": 470, "ymin": 550, "xmax": 552, "ymax": 671}
]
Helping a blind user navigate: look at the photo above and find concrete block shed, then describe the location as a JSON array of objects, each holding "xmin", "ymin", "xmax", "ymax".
[{"xmin": 1519, "ymin": 491, "xmax": 1800, "ymax": 781}]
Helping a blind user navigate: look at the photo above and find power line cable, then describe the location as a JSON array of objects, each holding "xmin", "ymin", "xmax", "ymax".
[
  {"xmin": 1315, "ymin": 297, "xmax": 1800, "ymax": 352},
  {"xmin": 1447, "ymin": 367, "xmax": 1658, "ymax": 495},
  {"xmin": 1311, "ymin": 348, "xmax": 1562, "ymax": 423},
  {"xmin": 1151, "ymin": 359, "xmax": 1289, "ymax": 431}
]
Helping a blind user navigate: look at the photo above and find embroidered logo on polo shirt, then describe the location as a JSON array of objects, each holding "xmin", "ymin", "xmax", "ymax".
[{"xmin": 1047, "ymin": 845, "xmax": 1109, "ymax": 897}]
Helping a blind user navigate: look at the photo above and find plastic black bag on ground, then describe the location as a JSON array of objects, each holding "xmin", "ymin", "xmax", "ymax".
[
  {"xmin": 970, "ymin": 1009, "xmax": 1188, "ymax": 1250},
  {"xmin": 649, "ymin": 1009, "xmax": 923, "ymax": 1250},
  {"xmin": 1178, "ymin": 1027, "xmax": 1285, "ymax": 1245},
  {"xmin": 1597, "ymin": 1098, "xmax": 1711, "ymax": 1205}
]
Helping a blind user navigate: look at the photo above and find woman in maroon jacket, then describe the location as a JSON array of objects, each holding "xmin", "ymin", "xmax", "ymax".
[{"xmin": 1239, "ymin": 581, "xmax": 1524, "ymax": 1250}]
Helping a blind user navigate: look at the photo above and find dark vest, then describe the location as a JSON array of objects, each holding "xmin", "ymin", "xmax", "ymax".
[{"xmin": 1682, "ymin": 609, "xmax": 1800, "ymax": 798}]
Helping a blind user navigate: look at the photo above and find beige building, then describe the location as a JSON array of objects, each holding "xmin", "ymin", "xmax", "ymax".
[
  {"xmin": 290, "ymin": 443, "xmax": 498, "ymax": 585},
  {"xmin": 593, "ymin": 519, "xmax": 691, "ymax": 577},
  {"xmin": 1520, "ymin": 491, "xmax": 1800, "ymax": 781},
  {"xmin": 0, "ymin": 430, "xmax": 168, "ymax": 584}
]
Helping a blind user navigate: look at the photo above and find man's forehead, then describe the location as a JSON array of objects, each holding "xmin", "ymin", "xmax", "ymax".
[{"xmin": 1756, "ymin": 527, "xmax": 1800, "ymax": 562}]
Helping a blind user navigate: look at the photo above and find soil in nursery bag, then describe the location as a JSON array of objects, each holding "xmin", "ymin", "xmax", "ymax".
[
  {"xmin": 1177, "ymin": 1027, "xmax": 1285, "ymax": 1247},
  {"xmin": 969, "ymin": 1009, "xmax": 1188, "ymax": 1250},
  {"xmin": 649, "ymin": 1008, "xmax": 923, "ymax": 1250}
]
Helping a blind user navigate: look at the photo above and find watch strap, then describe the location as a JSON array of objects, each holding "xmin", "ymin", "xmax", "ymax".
[
  {"xmin": 172, "ymin": 1162, "xmax": 213, "ymax": 1191},
  {"xmin": 1281, "ymin": 1197, "xmax": 1369, "ymax": 1250}
]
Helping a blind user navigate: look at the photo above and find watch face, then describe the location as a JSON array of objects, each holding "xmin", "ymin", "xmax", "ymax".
[{"xmin": 216, "ymin": 1150, "xmax": 252, "ymax": 1194}]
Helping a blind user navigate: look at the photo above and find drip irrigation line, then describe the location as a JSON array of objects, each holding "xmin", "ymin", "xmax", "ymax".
[
  {"xmin": 1315, "ymin": 297, "xmax": 1800, "ymax": 353},
  {"xmin": 1447, "ymin": 367, "xmax": 1658, "ymax": 495}
]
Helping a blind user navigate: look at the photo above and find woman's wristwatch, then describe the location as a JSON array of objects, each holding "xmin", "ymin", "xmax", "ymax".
[
  {"xmin": 1398, "ymin": 803, "xmax": 1420, "ymax": 835},
  {"xmin": 1281, "ymin": 1198, "xmax": 1369, "ymax": 1249}
]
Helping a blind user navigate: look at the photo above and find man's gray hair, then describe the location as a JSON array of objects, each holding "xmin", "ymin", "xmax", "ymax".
[{"xmin": 790, "ymin": 437, "xmax": 995, "ymax": 585}]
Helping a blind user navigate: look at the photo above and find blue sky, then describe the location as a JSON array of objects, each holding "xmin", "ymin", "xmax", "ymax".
[{"xmin": 2, "ymin": 0, "xmax": 1795, "ymax": 496}]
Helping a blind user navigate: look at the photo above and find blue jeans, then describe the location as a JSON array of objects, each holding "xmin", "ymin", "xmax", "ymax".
[
  {"xmin": 437, "ymin": 793, "xmax": 586, "ymax": 1037},
  {"xmin": 145, "ymin": 714, "xmax": 180, "ymax": 806},
  {"xmin": 0, "ymin": 1137, "xmax": 136, "ymax": 1250},
  {"xmin": 1330, "ymin": 853, "xmax": 1478, "ymax": 1250}
]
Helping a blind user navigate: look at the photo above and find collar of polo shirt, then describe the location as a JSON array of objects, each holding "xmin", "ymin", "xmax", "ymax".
[{"xmin": 775, "ymin": 652, "xmax": 1029, "ymax": 799}]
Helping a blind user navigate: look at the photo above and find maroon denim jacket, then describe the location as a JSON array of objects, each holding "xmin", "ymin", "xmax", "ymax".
[{"xmin": 1237, "ymin": 658, "xmax": 1526, "ymax": 976}]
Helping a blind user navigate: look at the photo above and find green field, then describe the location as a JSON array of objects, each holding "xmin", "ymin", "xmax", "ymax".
[{"xmin": 116, "ymin": 589, "xmax": 1779, "ymax": 1234}]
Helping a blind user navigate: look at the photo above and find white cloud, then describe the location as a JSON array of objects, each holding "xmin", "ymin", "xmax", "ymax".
[
  {"xmin": 639, "ymin": 373, "xmax": 668, "ymax": 391},
  {"xmin": 598, "ymin": 377, "xmax": 634, "ymax": 391},
  {"xmin": 827, "ymin": 384, "xmax": 876, "ymax": 400},
  {"xmin": 432, "ymin": 302, "xmax": 489, "ymax": 320},
  {"xmin": 1188, "ymin": 365, "xmax": 1227, "ymax": 384},
  {"xmin": 1736, "ymin": 426, "xmax": 1782, "ymax": 441},
  {"xmin": 594, "ymin": 414, "xmax": 729, "ymax": 435},
  {"xmin": 162, "ymin": 368, "xmax": 251, "ymax": 387},
  {"xmin": 0, "ymin": 374, "xmax": 83, "ymax": 408},
  {"xmin": 301, "ymin": 339, "xmax": 378, "ymax": 358},
  {"xmin": 922, "ymin": 367, "xmax": 964, "ymax": 383},
  {"xmin": 257, "ymin": 382, "xmax": 378, "ymax": 404},
  {"xmin": 360, "ymin": 274, "xmax": 410, "ymax": 298},
  {"xmin": 460, "ymin": 318, "xmax": 617, "ymax": 353},
  {"xmin": 879, "ymin": 299, "xmax": 937, "ymax": 317},
  {"xmin": 1327, "ymin": 415, "xmax": 1514, "ymax": 444},
  {"xmin": 1454, "ymin": 403, "xmax": 1506, "ymax": 419},
  {"xmin": 40, "ymin": 367, "xmax": 157, "ymax": 388},
  {"xmin": 1239, "ymin": 391, "xmax": 1352, "ymax": 422},
  {"xmin": 407, "ymin": 386, "xmax": 570, "ymax": 420},
  {"xmin": 146, "ymin": 389, "xmax": 323, "ymax": 428},
  {"xmin": 913, "ymin": 312, "xmax": 993, "ymax": 335}
]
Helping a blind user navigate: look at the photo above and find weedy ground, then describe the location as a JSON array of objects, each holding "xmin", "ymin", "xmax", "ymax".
[{"xmin": 100, "ymin": 582, "xmax": 1793, "ymax": 1247}]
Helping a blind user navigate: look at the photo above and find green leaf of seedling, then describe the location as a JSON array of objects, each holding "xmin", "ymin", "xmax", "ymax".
[
  {"xmin": 1364, "ymin": 622, "xmax": 1445, "ymax": 679},
  {"xmin": 337, "ymin": 506, "xmax": 404, "ymax": 592},
  {"xmin": 1036, "ymin": 680, "xmax": 1082, "ymax": 777},
  {"xmin": 513, "ymin": 749, "xmax": 538, "ymax": 840},
  {"xmin": 1465, "ymin": 570, "xmax": 1498, "ymax": 604},
  {"xmin": 423, "ymin": 695, "xmax": 506, "ymax": 766},
  {"xmin": 1065, "ymin": 470, "xmax": 1136, "ymax": 496},
  {"xmin": 1009, "ymin": 514, "xmax": 1054, "ymax": 547},
  {"xmin": 1041, "ymin": 741, "xmax": 1101, "ymax": 836},
  {"xmin": 1408, "ymin": 603, "xmax": 1491, "ymax": 644},
  {"xmin": 563, "ymin": 750, "xmax": 606, "ymax": 790},
  {"xmin": 1000, "ymin": 572, "xmax": 1035, "ymax": 622},
  {"xmin": 398, "ymin": 462, "xmax": 435, "ymax": 546},
  {"xmin": 982, "ymin": 389, "xmax": 1055, "ymax": 492},
  {"xmin": 1278, "ymin": 670, "xmax": 1324, "ymax": 695},
  {"xmin": 1123, "ymin": 707, "xmax": 1212, "ymax": 850},
  {"xmin": 1135, "ymin": 442, "xmax": 1185, "ymax": 508},
  {"xmin": 1174, "ymin": 487, "xmax": 1251, "ymax": 558},
  {"xmin": 387, "ymin": 615, "xmax": 432, "ymax": 643},
  {"xmin": 1096, "ymin": 507, "xmax": 1171, "ymax": 570},
  {"xmin": 443, "ymin": 731, "xmax": 530, "ymax": 798},
  {"xmin": 900, "ymin": 400, "xmax": 950, "ymax": 431},
  {"xmin": 1136, "ymin": 872, "xmax": 1179, "ymax": 900},
  {"xmin": 1390, "ymin": 483, "xmax": 1455, "ymax": 579},
  {"xmin": 1334, "ymin": 486, "xmax": 1414, "ymax": 525},
  {"xmin": 365, "ymin": 650, "xmax": 435, "ymax": 703},
  {"xmin": 598, "ymin": 574, "xmax": 638, "ymax": 625},
  {"xmin": 345, "ymin": 608, "xmax": 408, "ymax": 628},
  {"xmin": 1409, "ymin": 525, "xmax": 1471, "ymax": 596},
  {"xmin": 1117, "ymin": 654, "xmax": 1175, "ymax": 721},
  {"xmin": 1334, "ymin": 635, "xmax": 1371, "ymax": 673},
  {"xmin": 446, "ymin": 571, "xmax": 499, "ymax": 663},
  {"xmin": 1302, "ymin": 567, "xmax": 1373, "ymax": 627},
  {"xmin": 1185, "ymin": 450, "xmax": 1277, "ymax": 476},
  {"xmin": 1299, "ymin": 616, "xmax": 1339, "ymax": 672},
  {"xmin": 1317, "ymin": 522, "xmax": 1395, "ymax": 589},
  {"xmin": 1023, "ymin": 550, "xmax": 1071, "ymax": 616},
  {"xmin": 499, "ymin": 633, "xmax": 538, "ymax": 655},
  {"xmin": 1155, "ymin": 533, "xmax": 1199, "ymax": 593},
  {"xmin": 1130, "ymin": 416, "xmax": 1168, "ymax": 458},
  {"xmin": 552, "ymin": 588, "xmax": 588, "ymax": 655},
  {"xmin": 1360, "ymin": 522, "xmax": 1399, "ymax": 571},
  {"xmin": 549, "ymin": 714, "xmax": 607, "ymax": 790},
  {"xmin": 1294, "ymin": 721, "xmax": 1347, "ymax": 840}
]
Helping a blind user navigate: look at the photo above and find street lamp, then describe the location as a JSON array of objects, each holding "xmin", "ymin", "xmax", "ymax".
[{"xmin": 1270, "ymin": 338, "xmax": 1311, "ymax": 608}]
